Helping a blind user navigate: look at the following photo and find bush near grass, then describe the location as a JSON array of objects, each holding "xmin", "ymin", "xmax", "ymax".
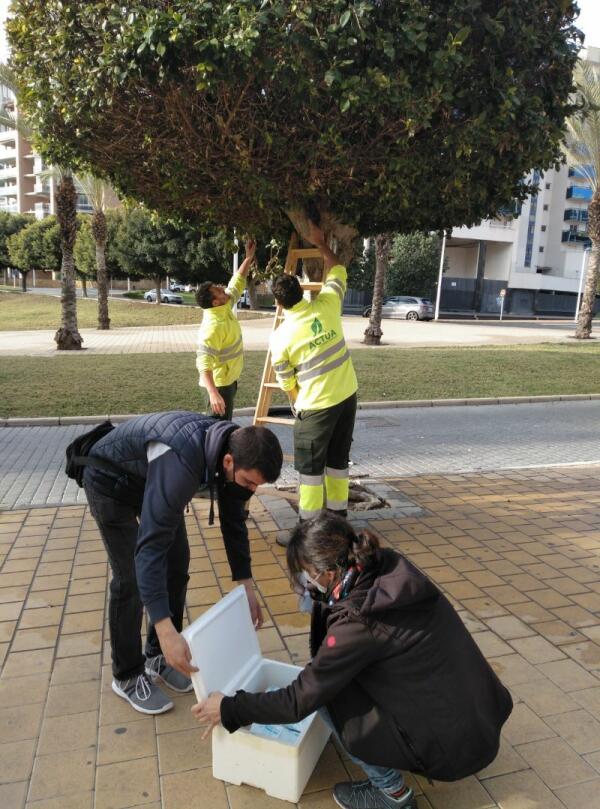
[
  {"xmin": 1, "ymin": 344, "xmax": 600, "ymax": 418},
  {"xmin": 0, "ymin": 290, "xmax": 268, "ymax": 329}
]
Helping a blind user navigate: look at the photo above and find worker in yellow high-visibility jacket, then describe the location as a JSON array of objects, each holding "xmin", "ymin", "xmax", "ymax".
[
  {"xmin": 196, "ymin": 239, "xmax": 256, "ymax": 421},
  {"xmin": 270, "ymin": 222, "xmax": 357, "ymax": 542}
]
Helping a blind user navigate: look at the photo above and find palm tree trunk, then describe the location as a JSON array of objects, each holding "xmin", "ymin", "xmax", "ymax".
[
  {"xmin": 54, "ymin": 174, "xmax": 83, "ymax": 350},
  {"xmin": 155, "ymin": 274, "xmax": 162, "ymax": 304},
  {"xmin": 92, "ymin": 209, "xmax": 110, "ymax": 329},
  {"xmin": 575, "ymin": 189, "xmax": 600, "ymax": 339},
  {"xmin": 247, "ymin": 274, "xmax": 259, "ymax": 309},
  {"xmin": 363, "ymin": 234, "xmax": 391, "ymax": 346},
  {"xmin": 21, "ymin": 271, "xmax": 27, "ymax": 293}
]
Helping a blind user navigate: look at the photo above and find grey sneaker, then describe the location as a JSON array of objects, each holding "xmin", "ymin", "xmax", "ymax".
[
  {"xmin": 333, "ymin": 781, "xmax": 415, "ymax": 809},
  {"xmin": 145, "ymin": 654, "xmax": 193, "ymax": 693},
  {"xmin": 112, "ymin": 672, "xmax": 174, "ymax": 715}
]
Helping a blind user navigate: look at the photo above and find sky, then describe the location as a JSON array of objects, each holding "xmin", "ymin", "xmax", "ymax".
[{"xmin": 577, "ymin": 0, "xmax": 600, "ymax": 49}]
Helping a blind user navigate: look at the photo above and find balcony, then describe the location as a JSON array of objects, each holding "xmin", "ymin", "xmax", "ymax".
[
  {"xmin": 566, "ymin": 186, "xmax": 593, "ymax": 201},
  {"xmin": 568, "ymin": 165, "xmax": 595, "ymax": 180},
  {"xmin": 562, "ymin": 231, "xmax": 592, "ymax": 246},
  {"xmin": 564, "ymin": 209, "xmax": 589, "ymax": 223},
  {"xmin": 0, "ymin": 185, "xmax": 18, "ymax": 197}
]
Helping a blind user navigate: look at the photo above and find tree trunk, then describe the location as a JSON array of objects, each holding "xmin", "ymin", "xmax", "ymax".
[
  {"xmin": 286, "ymin": 207, "xmax": 359, "ymax": 270},
  {"xmin": 575, "ymin": 188, "xmax": 600, "ymax": 339},
  {"xmin": 21, "ymin": 271, "xmax": 27, "ymax": 293},
  {"xmin": 55, "ymin": 174, "xmax": 83, "ymax": 350},
  {"xmin": 92, "ymin": 209, "xmax": 110, "ymax": 329},
  {"xmin": 247, "ymin": 274, "xmax": 259, "ymax": 309},
  {"xmin": 81, "ymin": 277, "xmax": 88, "ymax": 298},
  {"xmin": 363, "ymin": 234, "xmax": 391, "ymax": 346},
  {"xmin": 155, "ymin": 274, "xmax": 162, "ymax": 304}
]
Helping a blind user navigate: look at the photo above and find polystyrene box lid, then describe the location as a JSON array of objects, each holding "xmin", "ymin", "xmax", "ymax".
[{"xmin": 182, "ymin": 585, "xmax": 261, "ymax": 700}]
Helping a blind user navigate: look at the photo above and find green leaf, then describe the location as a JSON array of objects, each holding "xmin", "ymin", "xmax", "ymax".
[{"xmin": 340, "ymin": 10, "xmax": 351, "ymax": 27}]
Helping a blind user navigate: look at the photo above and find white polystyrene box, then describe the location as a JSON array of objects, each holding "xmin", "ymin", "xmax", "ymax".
[{"xmin": 182, "ymin": 586, "xmax": 330, "ymax": 803}]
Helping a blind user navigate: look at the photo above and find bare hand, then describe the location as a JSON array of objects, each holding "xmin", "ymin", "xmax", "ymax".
[
  {"xmin": 209, "ymin": 390, "xmax": 226, "ymax": 416},
  {"xmin": 159, "ymin": 631, "xmax": 199, "ymax": 677},
  {"xmin": 240, "ymin": 579, "xmax": 264, "ymax": 628},
  {"xmin": 244, "ymin": 238, "xmax": 256, "ymax": 260},
  {"xmin": 192, "ymin": 692, "xmax": 225, "ymax": 739}
]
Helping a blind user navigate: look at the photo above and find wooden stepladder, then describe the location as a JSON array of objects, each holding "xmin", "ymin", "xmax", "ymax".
[{"xmin": 253, "ymin": 234, "xmax": 324, "ymax": 427}]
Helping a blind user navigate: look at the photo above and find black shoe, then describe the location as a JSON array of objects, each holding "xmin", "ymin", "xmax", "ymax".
[{"xmin": 333, "ymin": 781, "xmax": 416, "ymax": 809}]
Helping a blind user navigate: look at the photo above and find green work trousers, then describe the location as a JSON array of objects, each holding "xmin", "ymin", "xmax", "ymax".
[
  {"xmin": 204, "ymin": 380, "xmax": 238, "ymax": 422},
  {"xmin": 294, "ymin": 392, "xmax": 357, "ymax": 520}
]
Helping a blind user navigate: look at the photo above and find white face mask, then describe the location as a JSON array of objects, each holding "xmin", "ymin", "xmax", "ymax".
[{"xmin": 299, "ymin": 570, "xmax": 328, "ymax": 595}]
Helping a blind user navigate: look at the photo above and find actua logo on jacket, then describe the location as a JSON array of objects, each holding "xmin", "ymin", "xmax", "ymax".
[{"xmin": 309, "ymin": 317, "xmax": 336, "ymax": 349}]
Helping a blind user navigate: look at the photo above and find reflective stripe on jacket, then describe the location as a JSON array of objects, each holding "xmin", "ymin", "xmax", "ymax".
[
  {"xmin": 196, "ymin": 272, "xmax": 246, "ymax": 387},
  {"xmin": 270, "ymin": 265, "xmax": 357, "ymax": 411}
]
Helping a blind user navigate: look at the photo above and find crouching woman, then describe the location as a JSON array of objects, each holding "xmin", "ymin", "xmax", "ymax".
[{"xmin": 192, "ymin": 513, "xmax": 512, "ymax": 809}]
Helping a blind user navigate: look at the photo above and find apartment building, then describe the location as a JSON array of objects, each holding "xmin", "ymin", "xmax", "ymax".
[
  {"xmin": 442, "ymin": 46, "xmax": 599, "ymax": 317},
  {"xmin": 0, "ymin": 85, "xmax": 92, "ymax": 220}
]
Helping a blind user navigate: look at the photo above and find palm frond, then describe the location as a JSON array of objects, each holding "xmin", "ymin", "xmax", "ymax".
[{"xmin": 563, "ymin": 60, "xmax": 600, "ymax": 192}]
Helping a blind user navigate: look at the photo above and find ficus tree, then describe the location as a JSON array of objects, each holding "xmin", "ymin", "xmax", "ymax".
[
  {"xmin": 8, "ymin": 0, "xmax": 582, "ymax": 335},
  {"xmin": 6, "ymin": 216, "xmax": 60, "ymax": 292}
]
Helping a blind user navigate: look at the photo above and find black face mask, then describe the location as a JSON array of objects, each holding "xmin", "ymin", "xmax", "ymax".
[{"xmin": 221, "ymin": 462, "xmax": 254, "ymax": 502}]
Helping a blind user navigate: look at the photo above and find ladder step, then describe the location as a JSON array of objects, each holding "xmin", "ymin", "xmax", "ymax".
[
  {"xmin": 299, "ymin": 282, "xmax": 322, "ymax": 290},
  {"xmin": 263, "ymin": 382, "xmax": 280, "ymax": 389},
  {"xmin": 255, "ymin": 416, "xmax": 295, "ymax": 426}
]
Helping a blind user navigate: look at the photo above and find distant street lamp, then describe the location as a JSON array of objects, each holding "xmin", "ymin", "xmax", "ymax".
[
  {"xmin": 434, "ymin": 232, "xmax": 448, "ymax": 321},
  {"xmin": 574, "ymin": 245, "xmax": 591, "ymax": 323}
]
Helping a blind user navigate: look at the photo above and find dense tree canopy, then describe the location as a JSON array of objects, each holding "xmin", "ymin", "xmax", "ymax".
[
  {"xmin": 387, "ymin": 232, "xmax": 445, "ymax": 298},
  {"xmin": 7, "ymin": 216, "xmax": 61, "ymax": 274},
  {"xmin": 9, "ymin": 1, "xmax": 582, "ymax": 243},
  {"xmin": 0, "ymin": 211, "xmax": 32, "ymax": 269}
]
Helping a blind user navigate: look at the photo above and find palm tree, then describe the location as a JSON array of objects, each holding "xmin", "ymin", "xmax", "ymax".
[
  {"xmin": 363, "ymin": 234, "xmax": 391, "ymax": 345},
  {"xmin": 54, "ymin": 169, "xmax": 83, "ymax": 349},
  {"xmin": 563, "ymin": 60, "xmax": 600, "ymax": 339},
  {"xmin": 76, "ymin": 174, "xmax": 119, "ymax": 329},
  {"xmin": 0, "ymin": 64, "xmax": 83, "ymax": 347}
]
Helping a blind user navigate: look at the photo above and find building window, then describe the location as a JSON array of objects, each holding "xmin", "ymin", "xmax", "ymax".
[
  {"xmin": 541, "ymin": 225, "xmax": 547, "ymax": 232},
  {"xmin": 543, "ymin": 204, "xmax": 549, "ymax": 211},
  {"xmin": 539, "ymin": 246, "xmax": 544, "ymax": 253},
  {"xmin": 545, "ymin": 183, "xmax": 551, "ymax": 190}
]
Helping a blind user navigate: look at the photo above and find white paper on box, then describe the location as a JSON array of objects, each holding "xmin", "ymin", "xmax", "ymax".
[{"xmin": 182, "ymin": 586, "xmax": 331, "ymax": 802}]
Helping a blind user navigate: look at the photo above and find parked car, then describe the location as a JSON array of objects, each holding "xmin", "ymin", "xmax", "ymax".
[
  {"xmin": 237, "ymin": 290, "xmax": 251, "ymax": 309},
  {"xmin": 362, "ymin": 296, "xmax": 434, "ymax": 320},
  {"xmin": 145, "ymin": 289, "xmax": 184, "ymax": 304},
  {"xmin": 170, "ymin": 282, "xmax": 196, "ymax": 293}
]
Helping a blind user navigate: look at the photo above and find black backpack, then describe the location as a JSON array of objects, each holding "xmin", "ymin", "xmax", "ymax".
[{"xmin": 65, "ymin": 421, "xmax": 124, "ymax": 487}]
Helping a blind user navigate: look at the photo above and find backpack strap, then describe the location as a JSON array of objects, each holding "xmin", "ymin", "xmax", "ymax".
[{"xmin": 73, "ymin": 455, "xmax": 134, "ymax": 477}]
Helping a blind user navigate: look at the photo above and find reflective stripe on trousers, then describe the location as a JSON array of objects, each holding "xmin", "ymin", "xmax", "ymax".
[
  {"xmin": 325, "ymin": 466, "xmax": 349, "ymax": 512},
  {"xmin": 299, "ymin": 473, "xmax": 324, "ymax": 520}
]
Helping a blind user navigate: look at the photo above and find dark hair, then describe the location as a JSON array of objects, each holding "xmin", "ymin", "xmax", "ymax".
[
  {"xmin": 227, "ymin": 426, "xmax": 283, "ymax": 483},
  {"xmin": 196, "ymin": 281, "xmax": 215, "ymax": 309},
  {"xmin": 271, "ymin": 274, "xmax": 303, "ymax": 309},
  {"xmin": 286, "ymin": 512, "xmax": 380, "ymax": 582}
]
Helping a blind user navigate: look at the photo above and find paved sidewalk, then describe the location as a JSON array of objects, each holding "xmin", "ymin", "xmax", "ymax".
[
  {"xmin": 3, "ymin": 466, "xmax": 600, "ymax": 808},
  {"xmin": 2, "ymin": 401, "xmax": 600, "ymax": 511},
  {"xmin": 0, "ymin": 317, "xmax": 577, "ymax": 356}
]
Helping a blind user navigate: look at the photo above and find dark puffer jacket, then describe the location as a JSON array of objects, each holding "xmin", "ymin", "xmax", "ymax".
[
  {"xmin": 84, "ymin": 411, "xmax": 252, "ymax": 624},
  {"xmin": 220, "ymin": 548, "xmax": 512, "ymax": 782}
]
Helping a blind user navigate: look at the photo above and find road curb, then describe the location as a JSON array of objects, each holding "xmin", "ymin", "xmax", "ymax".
[{"xmin": 2, "ymin": 393, "xmax": 600, "ymax": 427}]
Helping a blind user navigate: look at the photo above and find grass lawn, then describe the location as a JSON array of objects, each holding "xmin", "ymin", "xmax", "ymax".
[
  {"xmin": 2, "ymin": 343, "xmax": 600, "ymax": 417},
  {"xmin": 0, "ymin": 290, "xmax": 267, "ymax": 330}
]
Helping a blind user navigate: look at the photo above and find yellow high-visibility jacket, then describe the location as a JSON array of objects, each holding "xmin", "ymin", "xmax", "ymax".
[
  {"xmin": 270, "ymin": 264, "xmax": 357, "ymax": 411},
  {"xmin": 196, "ymin": 272, "xmax": 246, "ymax": 388}
]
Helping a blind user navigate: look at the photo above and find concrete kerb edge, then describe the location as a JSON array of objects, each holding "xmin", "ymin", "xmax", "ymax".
[{"xmin": 3, "ymin": 393, "xmax": 600, "ymax": 427}]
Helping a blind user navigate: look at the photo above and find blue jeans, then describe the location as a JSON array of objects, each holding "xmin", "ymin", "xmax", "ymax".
[{"xmin": 319, "ymin": 708, "xmax": 405, "ymax": 792}]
